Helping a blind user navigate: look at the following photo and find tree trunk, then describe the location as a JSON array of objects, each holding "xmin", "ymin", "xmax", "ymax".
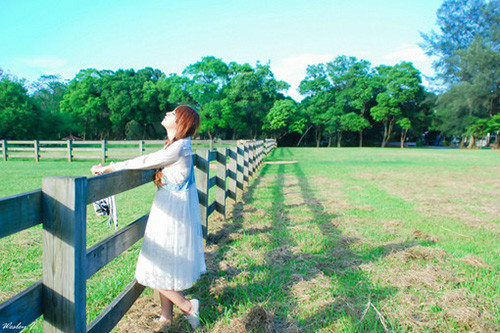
[
  {"xmin": 337, "ymin": 132, "xmax": 342, "ymax": 148},
  {"xmin": 467, "ymin": 135, "xmax": 475, "ymax": 149},
  {"xmin": 460, "ymin": 137, "xmax": 466, "ymax": 149},
  {"xmin": 381, "ymin": 119, "xmax": 388, "ymax": 147},
  {"xmin": 328, "ymin": 136, "xmax": 332, "ymax": 147},
  {"xmin": 297, "ymin": 125, "xmax": 313, "ymax": 147},
  {"xmin": 400, "ymin": 129, "xmax": 408, "ymax": 149},
  {"xmin": 359, "ymin": 130, "xmax": 363, "ymax": 147},
  {"xmin": 297, "ymin": 125, "xmax": 312, "ymax": 147},
  {"xmin": 493, "ymin": 130, "xmax": 500, "ymax": 149},
  {"xmin": 315, "ymin": 129, "xmax": 321, "ymax": 147}
]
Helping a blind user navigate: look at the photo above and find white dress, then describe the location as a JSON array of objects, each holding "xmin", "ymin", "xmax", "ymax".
[{"xmin": 110, "ymin": 137, "xmax": 206, "ymax": 291}]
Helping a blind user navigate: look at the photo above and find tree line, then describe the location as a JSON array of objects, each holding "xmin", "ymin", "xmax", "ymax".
[{"xmin": 1, "ymin": 0, "xmax": 498, "ymax": 148}]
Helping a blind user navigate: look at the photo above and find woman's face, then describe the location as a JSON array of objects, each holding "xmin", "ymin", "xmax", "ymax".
[{"xmin": 161, "ymin": 110, "xmax": 177, "ymax": 130}]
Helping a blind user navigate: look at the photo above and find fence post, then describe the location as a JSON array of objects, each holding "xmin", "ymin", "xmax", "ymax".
[
  {"xmin": 248, "ymin": 143, "xmax": 255, "ymax": 178},
  {"xmin": 195, "ymin": 150, "xmax": 209, "ymax": 238},
  {"xmin": 236, "ymin": 145, "xmax": 244, "ymax": 191},
  {"xmin": 215, "ymin": 148, "xmax": 227, "ymax": 218},
  {"xmin": 257, "ymin": 141, "xmax": 262, "ymax": 168},
  {"xmin": 139, "ymin": 140, "xmax": 144, "ymax": 155},
  {"xmin": 67, "ymin": 140, "xmax": 73, "ymax": 162},
  {"xmin": 228, "ymin": 147, "xmax": 237, "ymax": 201},
  {"xmin": 42, "ymin": 176, "xmax": 87, "ymax": 333},
  {"xmin": 34, "ymin": 140, "xmax": 39, "ymax": 162},
  {"xmin": 101, "ymin": 140, "xmax": 106, "ymax": 163},
  {"xmin": 243, "ymin": 144, "xmax": 249, "ymax": 184},
  {"xmin": 252, "ymin": 142, "xmax": 257, "ymax": 173},
  {"xmin": 2, "ymin": 139, "xmax": 7, "ymax": 161}
]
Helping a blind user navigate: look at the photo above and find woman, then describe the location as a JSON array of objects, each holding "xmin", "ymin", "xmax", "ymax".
[{"xmin": 91, "ymin": 105, "xmax": 206, "ymax": 329}]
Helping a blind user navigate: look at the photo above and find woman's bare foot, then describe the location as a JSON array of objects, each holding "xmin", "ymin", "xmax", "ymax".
[{"xmin": 154, "ymin": 315, "xmax": 171, "ymax": 325}]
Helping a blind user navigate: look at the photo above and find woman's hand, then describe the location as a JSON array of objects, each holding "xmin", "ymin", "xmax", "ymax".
[{"xmin": 91, "ymin": 163, "xmax": 112, "ymax": 175}]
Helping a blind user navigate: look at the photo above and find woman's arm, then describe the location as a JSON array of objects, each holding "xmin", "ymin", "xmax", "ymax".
[{"xmin": 91, "ymin": 142, "xmax": 183, "ymax": 175}]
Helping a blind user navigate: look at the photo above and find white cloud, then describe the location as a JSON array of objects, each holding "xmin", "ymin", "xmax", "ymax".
[
  {"xmin": 382, "ymin": 44, "xmax": 429, "ymax": 63},
  {"xmin": 272, "ymin": 53, "xmax": 336, "ymax": 102},
  {"xmin": 21, "ymin": 56, "xmax": 68, "ymax": 69}
]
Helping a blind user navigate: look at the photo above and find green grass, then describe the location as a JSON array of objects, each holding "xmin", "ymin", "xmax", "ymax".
[{"xmin": 1, "ymin": 148, "xmax": 499, "ymax": 332}]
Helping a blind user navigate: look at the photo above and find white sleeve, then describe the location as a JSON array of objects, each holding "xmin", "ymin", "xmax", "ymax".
[{"xmin": 110, "ymin": 143, "xmax": 182, "ymax": 171}]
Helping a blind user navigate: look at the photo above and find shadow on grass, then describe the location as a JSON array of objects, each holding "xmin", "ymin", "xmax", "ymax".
[{"xmin": 190, "ymin": 148, "xmax": 419, "ymax": 332}]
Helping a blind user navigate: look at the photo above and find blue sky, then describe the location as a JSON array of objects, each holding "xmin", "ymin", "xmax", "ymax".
[{"xmin": 0, "ymin": 0, "xmax": 442, "ymax": 100}]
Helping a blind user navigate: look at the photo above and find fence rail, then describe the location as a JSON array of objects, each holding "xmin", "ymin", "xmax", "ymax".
[
  {"xmin": 0, "ymin": 139, "xmax": 244, "ymax": 162},
  {"xmin": 0, "ymin": 139, "xmax": 276, "ymax": 332}
]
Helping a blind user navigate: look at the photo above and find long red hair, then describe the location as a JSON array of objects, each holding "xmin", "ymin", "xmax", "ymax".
[{"xmin": 154, "ymin": 105, "xmax": 200, "ymax": 186}]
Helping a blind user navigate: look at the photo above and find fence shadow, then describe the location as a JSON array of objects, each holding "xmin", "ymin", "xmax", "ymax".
[{"xmin": 196, "ymin": 149, "xmax": 419, "ymax": 332}]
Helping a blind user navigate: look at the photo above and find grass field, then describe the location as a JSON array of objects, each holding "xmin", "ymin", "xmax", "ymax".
[{"xmin": 1, "ymin": 148, "xmax": 499, "ymax": 332}]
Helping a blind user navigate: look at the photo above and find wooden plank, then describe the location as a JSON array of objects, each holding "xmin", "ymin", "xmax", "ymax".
[
  {"xmin": 71, "ymin": 148, "xmax": 102, "ymax": 152},
  {"xmin": 6, "ymin": 147, "xmax": 34, "ymax": 151},
  {"xmin": 0, "ymin": 280, "xmax": 43, "ymax": 330},
  {"xmin": 39, "ymin": 147, "xmax": 67, "ymax": 152},
  {"xmin": 40, "ymin": 140, "xmax": 65, "ymax": 145},
  {"xmin": 5, "ymin": 140, "xmax": 33, "ymax": 144},
  {"xmin": 42, "ymin": 176, "xmax": 87, "ymax": 333},
  {"xmin": 0, "ymin": 189, "xmax": 42, "ymax": 239},
  {"xmin": 236, "ymin": 145, "xmax": 244, "ymax": 190},
  {"xmin": 86, "ymin": 215, "xmax": 148, "ymax": 279},
  {"xmin": 3, "ymin": 154, "xmax": 36, "ymax": 158},
  {"xmin": 195, "ymin": 150, "xmax": 209, "ymax": 238},
  {"xmin": 72, "ymin": 141, "xmax": 101, "ymax": 145},
  {"xmin": 86, "ymin": 279, "xmax": 145, "ymax": 333},
  {"xmin": 208, "ymin": 176, "xmax": 216, "ymax": 189},
  {"xmin": 104, "ymin": 141, "xmax": 138, "ymax": 145},
  {"xmin": 72, "ymin": 156, "xmax": 102, "ymax": 160},
  {"xmin": 86, "ymin": 169, "xmax": 155, "ymax": 204},
  {"xmin": 207, "ymin": 201, "xmax": 216, "ymax": 217},
  {"xmin": 215, "ymin": 148, "xmax": 227, "ymax": 217}
]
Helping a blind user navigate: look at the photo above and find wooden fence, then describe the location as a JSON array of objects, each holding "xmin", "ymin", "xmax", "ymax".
[
  {"xmin": 0, "ymin": 139, "xmax": 241, "ymax": 162},
  {"xmin": 0, "ymin": 139, "xmax": 276, "ymax": 333}
]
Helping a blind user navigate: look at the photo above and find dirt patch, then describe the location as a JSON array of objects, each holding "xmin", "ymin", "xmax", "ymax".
[
  {"xmin": 409, "ymin": 229, "xmax": 438, "ymax": 243},
  {"xmin": 291, "ymin": 272, "xmax": 333, "ymax": 311},
  {"xmin": 356, "ymin": 168, "xmax": 500, "ymax": 229},
  {"xmin": 394, "ymin": 265, "xmax": 459, "ymax": 290},
  {"xmin": 440, "ymin": 289, "xmax": 498, "ymax": 332},
  {"xmin": 392, "ymin": 245, "xmax": 448, "ymax": 263},
  {"xmin": 459, "ymin": 254, "xmax": 492, "ymax": 268}
]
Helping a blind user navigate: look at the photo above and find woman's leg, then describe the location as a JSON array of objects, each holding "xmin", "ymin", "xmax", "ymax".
[
  {"xmin": 158, "ymin": 291, "xmax": 174, "ymax": 322},
  {"xmin": 158, "ymin": 289, "xmax": 193, "ymax": 315}
]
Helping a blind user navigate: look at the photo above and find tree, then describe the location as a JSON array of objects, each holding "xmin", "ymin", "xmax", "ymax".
[
  {"xmin": 60, "ymin": 69, "xmax": 111, "ymax": 139},
  {"xmin": 183, "ymin": 56, "xmax": 229, "ymax": 140},
  {"xmin": 31, "ymin": 75, "xmax": 69, "ymax": 139},
  {"xmin": 226, "ymin": 62, "xmax": 289, "ymax": 139},
  {"xmin": 421, "ymin": 0, "xmax": 499, "ymax": 148},
  {"xmin": 466, "ymin": 117, "xmax": 490, "ymax": 148},
  {"xmin": 371, "ymin": 63, "xmax": 425, "ymax": 147},
  {"xmin": 0, "ymin": 73, "xmax": 41, "ymax": 139},
  {"xmin": 263, "ymin": 99, "xmax": 305, "ymax": 139},
  {"xmin": 326, "ymin": 56, "xmax": 377, "ymax": 146},
  {"xmin": 420, "ymin": 0, "xmax": 498, "ymax": 84},
  {"xmin": 338, "ymin": 112, "xmax": 370, "ymax": 147},
  {"xmin": 299, "ymin": 64, "xmax": 336, "ymax": 147}
]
